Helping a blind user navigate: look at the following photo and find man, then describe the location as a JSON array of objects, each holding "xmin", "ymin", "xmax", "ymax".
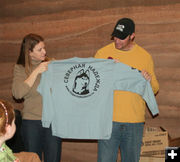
[{"xmin": 95, "ymin": 18, "xmax": 159, "ymax": 162}]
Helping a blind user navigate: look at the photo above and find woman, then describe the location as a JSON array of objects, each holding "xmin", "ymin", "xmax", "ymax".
[{"xmin": 12, "ymin": 33, "xmax": 62, "ymax": 162}]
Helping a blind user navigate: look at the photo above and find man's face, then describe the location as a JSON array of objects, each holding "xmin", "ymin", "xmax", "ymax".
[{"xmin": 114, "ymin": 35, "xmax": 131, "ymax": 51}]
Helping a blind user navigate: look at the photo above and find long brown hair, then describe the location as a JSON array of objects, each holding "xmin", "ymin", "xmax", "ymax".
[
  {"xmin": 16, "ymin": 33, "xmax": 46, "ymax": 75},
  {"xmin": 0, "ymin": 100, "xmax": 15, "ymax": 135}
]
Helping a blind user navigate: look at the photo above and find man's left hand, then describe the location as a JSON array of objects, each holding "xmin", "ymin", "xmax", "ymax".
[{"xmin": 141, "ymin": 69, "xmax": 151, "ymax": 81}]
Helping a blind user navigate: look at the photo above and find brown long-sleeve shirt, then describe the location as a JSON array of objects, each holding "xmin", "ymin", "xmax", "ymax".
[{"xmin": 12, "ymin": 61, "xmax": 42, "ymax": 120}]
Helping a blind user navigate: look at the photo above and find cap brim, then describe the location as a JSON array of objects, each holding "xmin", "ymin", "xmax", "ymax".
[{"xmin": 111, "ymin": 31, "xmax": 128, "ymax": 40}]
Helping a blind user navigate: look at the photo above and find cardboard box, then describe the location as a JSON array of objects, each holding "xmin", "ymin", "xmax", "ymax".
[
  {"xmin": 140, "ymin": 156, "xmax": 164, "ymax": 162},
  {"xmin": 140, "ymin": 126, "xmax": 169, "ymax": 158}
]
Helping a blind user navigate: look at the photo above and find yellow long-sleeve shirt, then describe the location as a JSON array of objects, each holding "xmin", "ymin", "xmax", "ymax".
[{"xmin": 95, "ymin": 42, "xmax": 159, "ymax": 123}]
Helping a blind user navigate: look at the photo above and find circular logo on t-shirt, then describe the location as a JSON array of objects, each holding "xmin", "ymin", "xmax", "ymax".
[{"xmin": 64, "ymin": 64, "xmax": 100, "ymax": 98}]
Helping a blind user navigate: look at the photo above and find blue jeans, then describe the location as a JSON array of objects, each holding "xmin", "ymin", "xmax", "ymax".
[
  {"xmin": 98, "ymin": 122, "xmax": 144, "ymax": 162},
  {"xmin": 21, "ymin": 120, "xmax": 62, "ymax": 162}
]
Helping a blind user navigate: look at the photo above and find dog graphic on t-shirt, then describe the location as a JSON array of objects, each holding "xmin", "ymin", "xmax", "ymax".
[{"xmin": 72, "ymin": 69, "xmax": 90, "ymax": 95}]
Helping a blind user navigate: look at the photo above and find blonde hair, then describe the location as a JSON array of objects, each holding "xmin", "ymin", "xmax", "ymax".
[{"xmin": 0, "ymin": 100, "xmax": 15, "ymax": 136}]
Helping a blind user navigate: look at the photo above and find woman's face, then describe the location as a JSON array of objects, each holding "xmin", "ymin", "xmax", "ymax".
[{"xmin": 29, "ymin": 41, "xmax": 46, "ymax": 61}]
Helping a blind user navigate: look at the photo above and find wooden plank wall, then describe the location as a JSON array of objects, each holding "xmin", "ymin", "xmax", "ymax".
[{"xmin": 0, "ymin": 1, "xmax": 180, "ymax": 161}]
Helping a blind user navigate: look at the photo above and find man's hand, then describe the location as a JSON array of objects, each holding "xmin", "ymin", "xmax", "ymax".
[
  {"xmin": 113, "ymin": 59, "xmax": 120, "ymax": 63},
  {"xmin": 141, "ymin": 69, "xmax": 151, "ymax": 81}
]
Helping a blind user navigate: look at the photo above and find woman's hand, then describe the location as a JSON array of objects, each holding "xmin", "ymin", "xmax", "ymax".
[
  {"xmin": 24, "ymin": 61, "xmax": 50, "ymax": 87},
  {"xmin": 35, "ymin": 61, "xmax": 49, "ymax": 75}
]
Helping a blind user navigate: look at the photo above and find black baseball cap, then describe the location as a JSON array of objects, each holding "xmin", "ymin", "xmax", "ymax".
[{"xmin": 111, "ymin": 18, "xmax": 135, "ymax": 40}]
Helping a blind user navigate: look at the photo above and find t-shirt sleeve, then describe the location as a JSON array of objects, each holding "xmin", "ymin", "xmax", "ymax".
[
  {"xmin": 113, "ymin": 62, "xmax": 159, "ymax": 116},
  {"xmin": 37, "ymin": 65, "xmax": 54, "ymax": 128}
]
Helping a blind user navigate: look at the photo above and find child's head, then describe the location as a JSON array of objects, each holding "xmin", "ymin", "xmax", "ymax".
[{"xmin": 0, "ymin": 100, "xmax": 16, "ymax": 140}]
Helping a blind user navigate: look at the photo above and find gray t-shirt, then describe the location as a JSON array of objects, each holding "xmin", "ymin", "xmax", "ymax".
[{"xmin": 37, "ymin": 57, "xmax": 158, "ymax": 139}]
